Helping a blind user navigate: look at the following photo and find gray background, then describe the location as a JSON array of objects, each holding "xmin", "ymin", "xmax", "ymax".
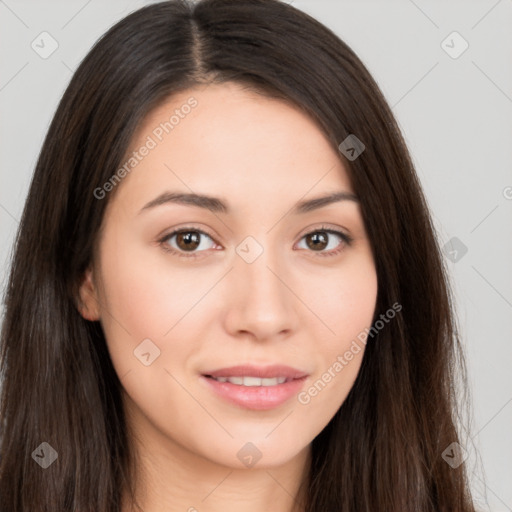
[{"xmin": 1, "ymin": 0, "xmax": 511, "ymax": 509}]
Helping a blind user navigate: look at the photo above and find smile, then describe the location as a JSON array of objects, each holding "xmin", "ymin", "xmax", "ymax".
[{"xmin": 209, "ymin": 376, "xmax": 288, "ymax": 386}]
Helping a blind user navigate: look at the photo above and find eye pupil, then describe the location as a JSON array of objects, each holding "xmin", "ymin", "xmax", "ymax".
[
  {"xmin": 306, "ymin": 231, "xmax": 328, "ymax": 250},
  {"xmin": 177, "ymin": 231, "xmax": 200, "ymax": 251}
]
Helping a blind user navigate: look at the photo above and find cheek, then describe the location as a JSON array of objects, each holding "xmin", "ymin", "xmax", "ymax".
[
  {"xmin": 297, "ymin": 255, "xmax": 377, "ymax": 406},
  {"xmin": 306, "ymin": 252, "xmax": 378, "ymax": 342},
  {"xmin": 97, "ymin": 236, "xmax": 205, "ymax": 340},
  {"xmin": 94, "ymin": 234, "xmax": 201, "ymax": 380}
]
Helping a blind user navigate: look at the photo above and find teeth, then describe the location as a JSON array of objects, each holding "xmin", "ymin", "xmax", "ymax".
[{"xmin": 211, "ymin": 376, "xmax": 288, "ymax": 386}]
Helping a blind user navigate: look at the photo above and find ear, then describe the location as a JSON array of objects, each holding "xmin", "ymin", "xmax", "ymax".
[{"xmin": 76, "ymin": 266, "xmax": 100, "ymax": 321}]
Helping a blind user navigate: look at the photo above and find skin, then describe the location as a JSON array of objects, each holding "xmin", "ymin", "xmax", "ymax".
[{"xmin": 78, "ymin": 81, "xmax": 378, "ymax": 512}]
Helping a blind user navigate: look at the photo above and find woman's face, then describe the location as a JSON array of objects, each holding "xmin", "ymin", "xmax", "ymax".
[{"xmin": 79, "ymin": 81, "xmax": 378, "ymax": 470}]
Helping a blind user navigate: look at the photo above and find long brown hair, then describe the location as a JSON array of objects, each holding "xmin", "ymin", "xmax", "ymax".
[{"xmin": 0, "ymin": 0, "xmax": 475, "ymax": 510}]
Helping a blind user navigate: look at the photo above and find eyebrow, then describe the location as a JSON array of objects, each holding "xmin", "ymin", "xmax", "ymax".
[{"xmin": 138, "ymin": 190, "xmax": 359, "ymax": 215}]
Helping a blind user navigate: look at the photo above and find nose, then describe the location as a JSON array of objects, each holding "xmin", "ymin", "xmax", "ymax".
[{"xmin": 222, "ymin": 248, "xmax": 300, "ymax": 342}]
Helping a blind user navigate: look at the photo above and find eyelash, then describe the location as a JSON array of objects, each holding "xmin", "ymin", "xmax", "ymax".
[{"xmin": 158, "ymin": 225, "xmax": 353, "ymax": 259}]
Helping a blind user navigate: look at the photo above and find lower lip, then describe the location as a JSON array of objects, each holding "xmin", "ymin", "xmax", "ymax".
[{"xmin": 200, "ymin": 375, "xmax": 308, "ymax": 410}]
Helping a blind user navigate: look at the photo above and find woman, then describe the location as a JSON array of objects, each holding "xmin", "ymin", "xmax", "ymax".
[{"xmin": 0, "ymin": 0, "xmax": 476, "ymax": 510}]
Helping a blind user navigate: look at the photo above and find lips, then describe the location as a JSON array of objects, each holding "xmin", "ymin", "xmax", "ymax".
[
  {"xmin": 200, "ymin": 364, "xmax": 309, "ymax": 410},
  {"xmin": 203, "ymin": 364, "xmax": 308, "ymax": 380}
]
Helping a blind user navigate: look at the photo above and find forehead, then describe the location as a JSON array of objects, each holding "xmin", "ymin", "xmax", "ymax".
[{"xmin": 113, "ymin": 81, "xmax": 354, "ymax": 212}]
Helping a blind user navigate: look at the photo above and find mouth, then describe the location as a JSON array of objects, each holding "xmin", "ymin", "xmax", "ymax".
[
  {"xmin": 200, "ymin": 364, "xmax": 309, "ymax": 410},
  {"xmin": 205, "ymin": 375, "xmax": 291, "ymax": 386}
]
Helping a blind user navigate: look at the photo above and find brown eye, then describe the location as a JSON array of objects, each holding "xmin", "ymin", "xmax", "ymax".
[
  {"xmin": 160, "ymin": 228, "xmax": 217, "ymax": 256},
  {"xmin": 175, "ymin": 231, "xmax": 201, "ymax": 251},
  {"xmin": 296, "ymin": 228, "xmax": 352, "ymax": 257},
  {"xmin": 305, "ymin": 231, "xmax": 329, "ymax": 251}
]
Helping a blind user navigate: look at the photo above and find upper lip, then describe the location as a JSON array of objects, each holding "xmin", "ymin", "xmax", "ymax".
[{"xmin": 203, "ymin": 364, "xmax": 309, "ymax": 380}]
